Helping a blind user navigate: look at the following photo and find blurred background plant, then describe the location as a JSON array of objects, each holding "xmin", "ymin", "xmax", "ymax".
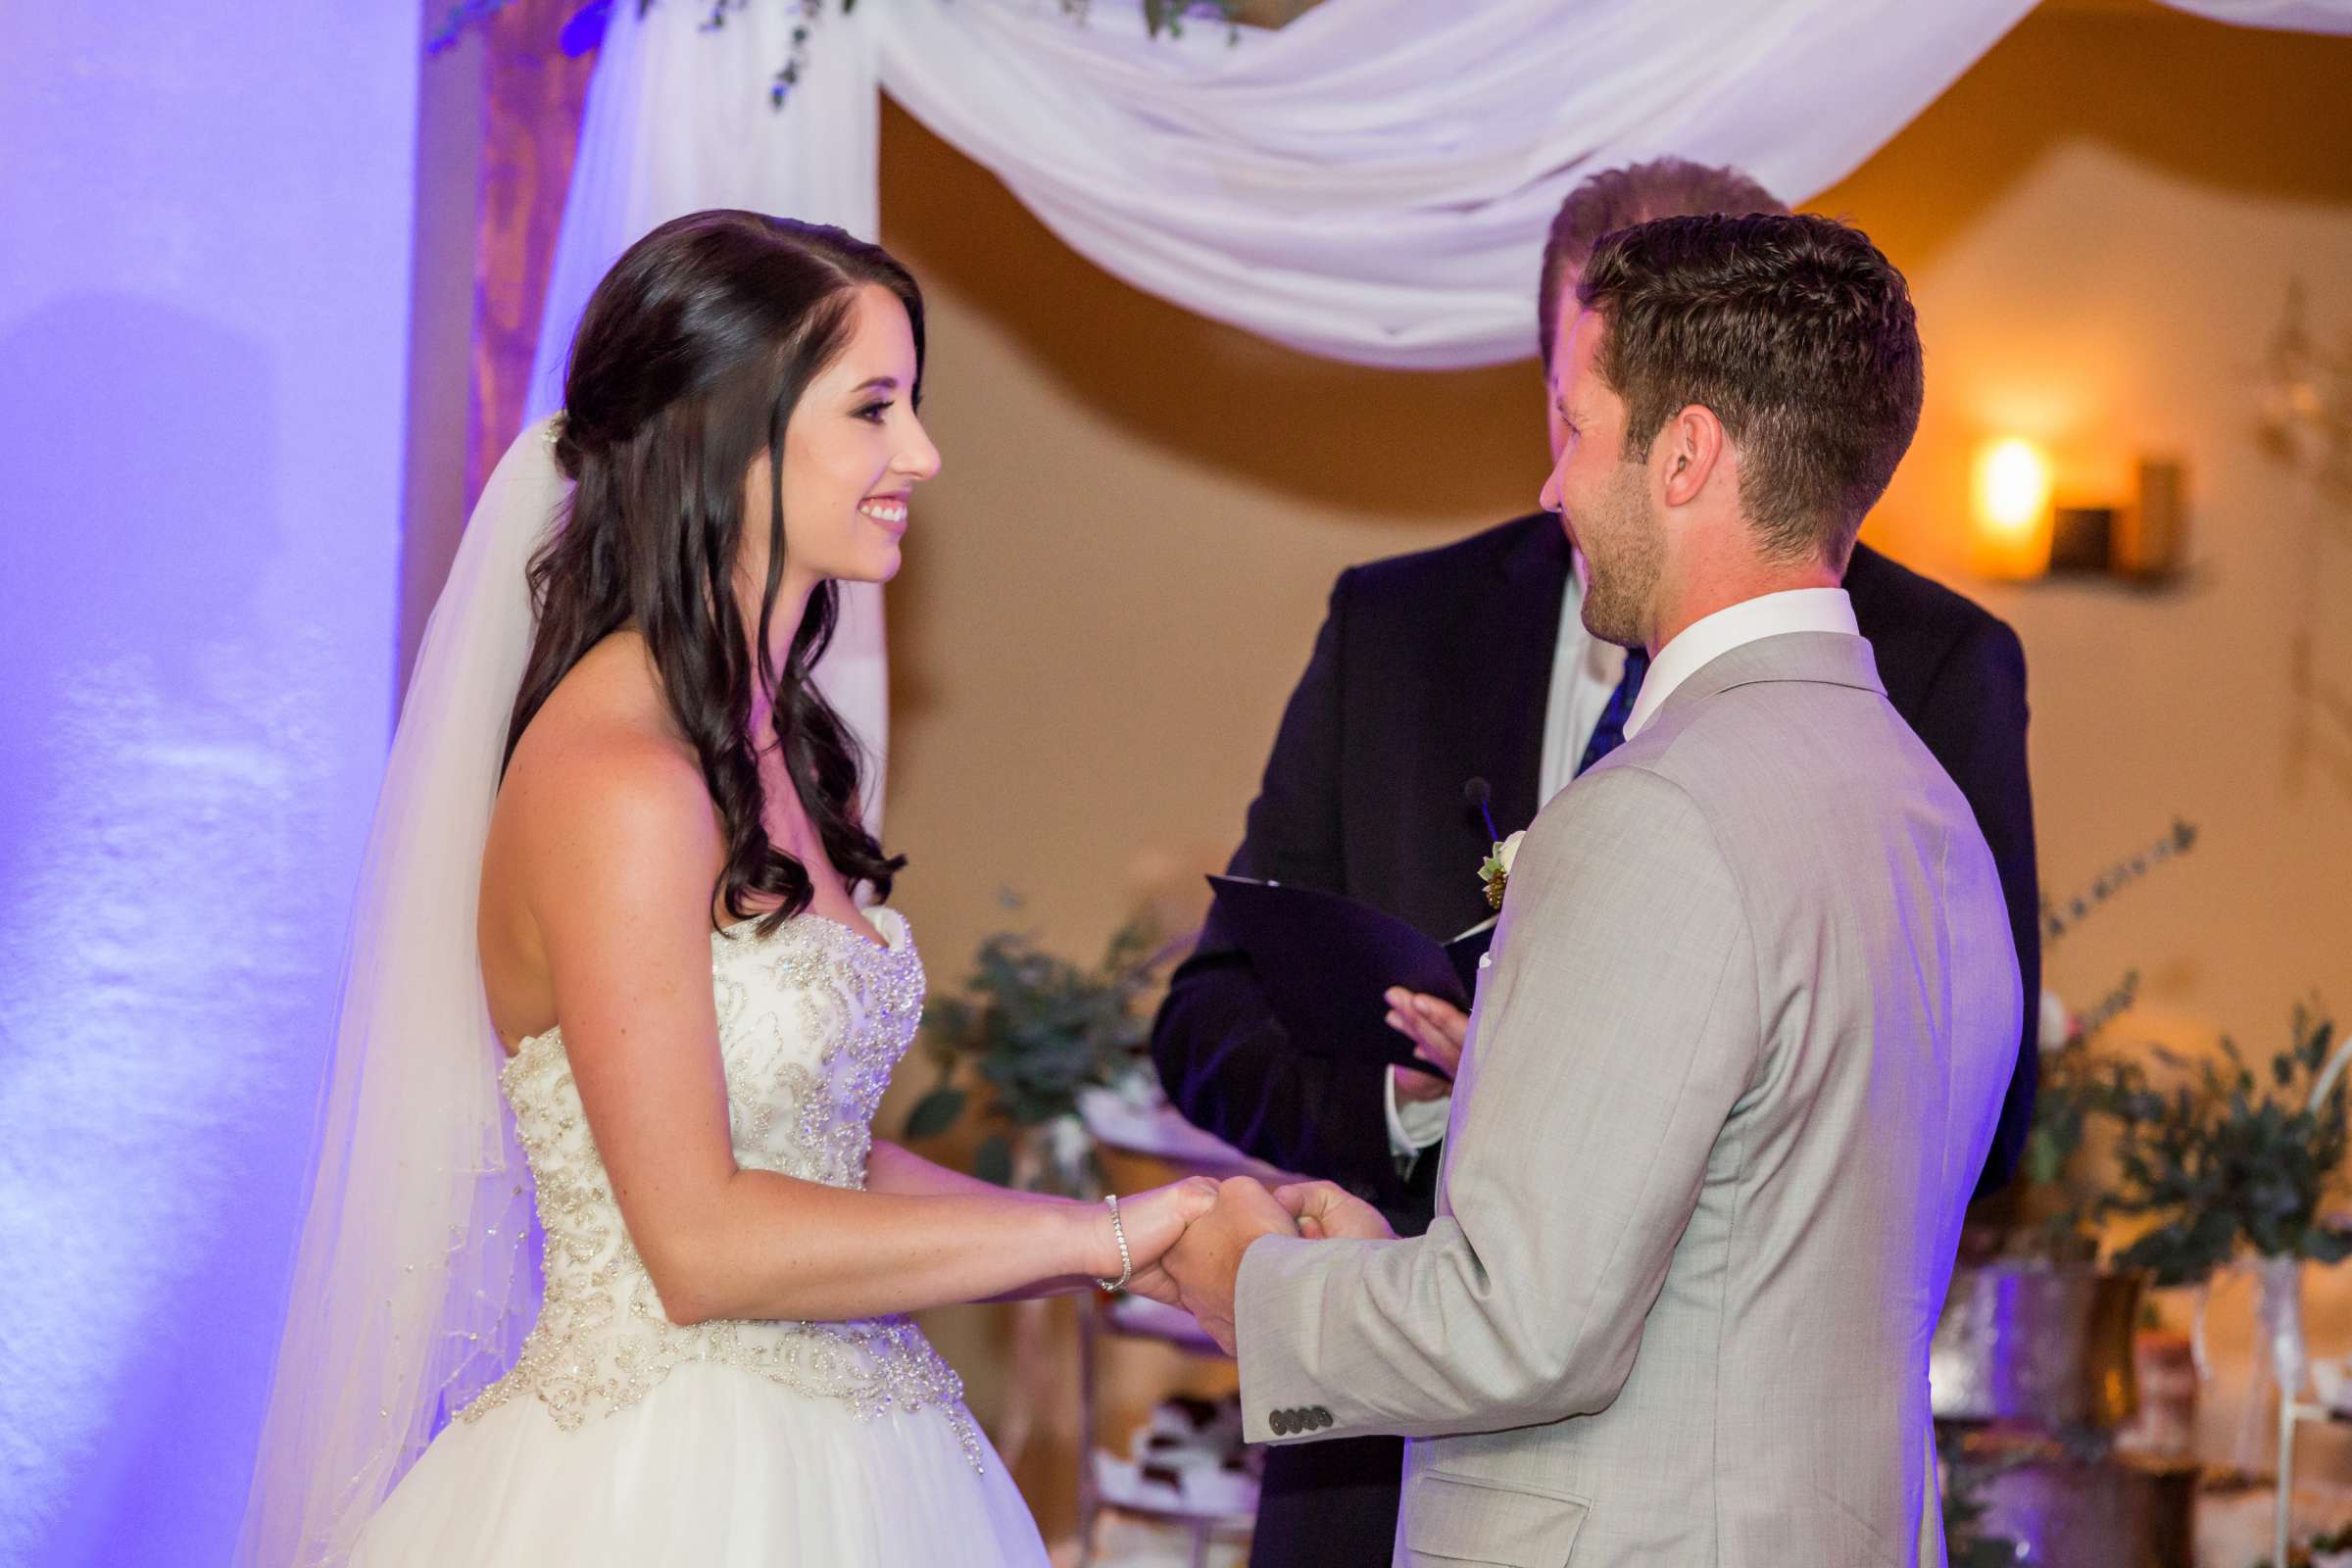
[
  {"xmin": 2086, "ymin": 1004, "xmax": 2352, "ymax": 1289},
  {"xmin": 1968, "ymin": 819, "xmax": 2197, "ymax": 1261},
  {"xmin": 904, "ymin": 897, "xmax": 1192, "ymax": 1195}
]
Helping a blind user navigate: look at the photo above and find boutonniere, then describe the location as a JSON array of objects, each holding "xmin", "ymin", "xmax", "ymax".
[
  {"xmin": 1479, "ymin": 831, "xmax": 1526, "ymax": 911},
  {"xmin": 1464, "ymin": 777, "xmax": 1525, "ymax": 911}
]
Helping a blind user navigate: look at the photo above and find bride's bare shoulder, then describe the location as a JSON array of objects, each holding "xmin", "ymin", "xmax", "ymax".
[
  {"xmin": 498, "ymin": 633, "xmax": 716, "ymax": 857},
  {"xmin": 480, "ymin": 634, "xmax": 714, "ymax": 1030}
]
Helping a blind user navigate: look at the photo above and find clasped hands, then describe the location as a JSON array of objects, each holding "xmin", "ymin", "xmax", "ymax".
[{"xmin": 1109, "ymin": 1175, "xmax": 1395, "ymax": 1355}]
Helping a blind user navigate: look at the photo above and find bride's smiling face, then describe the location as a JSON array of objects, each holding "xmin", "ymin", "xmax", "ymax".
[{"xmin": 741, "ymin": 283, "xmax": 939, "ymax": 603}]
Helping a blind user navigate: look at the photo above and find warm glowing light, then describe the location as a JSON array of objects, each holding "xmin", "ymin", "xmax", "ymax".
[
  {"xmin": 1969, "ymin": 437, "xmax": 2056, "ymax": 580},
  {"xmin": 1977, "ymin": 439, "xmax": 2053, "ymax": 535}
]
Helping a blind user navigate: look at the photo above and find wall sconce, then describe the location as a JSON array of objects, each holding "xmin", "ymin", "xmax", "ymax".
[
  {"xmin": 1970, "ymin": 439, "xmax": 2053, "ymax": 579},
  {"xmin": 1968, "ymin": 437, "xmax": 2185, "ymax": 584}
]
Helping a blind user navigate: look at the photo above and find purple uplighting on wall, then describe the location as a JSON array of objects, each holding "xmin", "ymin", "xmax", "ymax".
[{"xmin": 0, "ymin": 6, "xmax": 423, "ymax": 1563}]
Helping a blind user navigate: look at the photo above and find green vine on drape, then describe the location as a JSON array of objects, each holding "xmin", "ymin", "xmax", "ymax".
[{"xmin": 429, "ymin": 0, "xmax": 1247, "ymax": 109}]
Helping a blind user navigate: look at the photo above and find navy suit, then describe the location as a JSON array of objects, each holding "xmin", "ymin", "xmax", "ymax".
[{"xmin": 1151, "ymin": 514, "xmax": 2039, "ymax": 1568}]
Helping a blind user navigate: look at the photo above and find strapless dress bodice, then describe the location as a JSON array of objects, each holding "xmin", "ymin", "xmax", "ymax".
[{"xmin": 458, "ymin": 908, "xmax": 980, "ymax": 1468}]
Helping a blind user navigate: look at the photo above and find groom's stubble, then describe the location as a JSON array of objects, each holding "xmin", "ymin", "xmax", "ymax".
[{"xmin": 1574, "ymin": 458, "xmax": 1665, "ymax": 652}]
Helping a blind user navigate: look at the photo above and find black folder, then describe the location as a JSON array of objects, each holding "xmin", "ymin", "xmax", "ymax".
[{"xmin": 1206, "ymin": 874, "xmax": 1496, "ymax": 1079}]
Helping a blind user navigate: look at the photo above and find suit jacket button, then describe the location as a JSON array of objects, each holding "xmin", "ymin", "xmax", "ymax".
[
  {"xmin": 1313, "ymin": 1406, "xmax": 1333, "ymax": 1427},
  {"xmin": 1269, "ymin": 1410, "xmax": 1290, "ymax": 1436}
]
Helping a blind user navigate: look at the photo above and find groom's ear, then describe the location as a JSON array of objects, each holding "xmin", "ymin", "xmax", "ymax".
[{"xmin": 1655, "ymin": 403, "xmax": 1726, "ymax": 511}]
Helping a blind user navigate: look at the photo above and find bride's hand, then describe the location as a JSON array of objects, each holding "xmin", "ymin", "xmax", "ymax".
[{"xmin": 1103, "ymin": 1176, "xmax": 1219, "ymax": 1306}]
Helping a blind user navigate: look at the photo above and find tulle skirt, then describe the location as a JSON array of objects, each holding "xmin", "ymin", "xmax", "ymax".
[{"xmin": 350, "ymin": 1363, "xmax": 1049, "ymax": 1565}]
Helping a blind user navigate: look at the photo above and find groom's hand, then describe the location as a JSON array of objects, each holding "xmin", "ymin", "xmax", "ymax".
[
  {"xmin": 1274, "ymin": 1180, "xmax": 1396, "ymax": 1242},
  {"xmin": 1164, "ymin": 1177, "xmax": 1297, "ymax": 1354}
]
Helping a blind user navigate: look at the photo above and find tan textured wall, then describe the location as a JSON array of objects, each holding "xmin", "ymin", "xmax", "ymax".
[
  {"xmin": 1810, "ymin": 9, "xmax": 2352, "ymax": 1491},
  {"xmin": 870, "ymin": 3, "xmax": 2352, "ymax": 1535},
  {"xmin": 1829, "ymin": 10, "xmax": 2352, "ymax": 1047}
]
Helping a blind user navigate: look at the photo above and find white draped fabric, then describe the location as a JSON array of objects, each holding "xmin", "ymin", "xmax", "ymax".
[
  {"xmin": 528, "ymin": 1, "xmax": 893, "ymax": 811},
  {"xmin": 2163, "ymin": 0, "xmax": 2352, "ymax": 28},
  {"xmin": 527, "ymin": 0, "xmax": 2352, "ymax": 800}
]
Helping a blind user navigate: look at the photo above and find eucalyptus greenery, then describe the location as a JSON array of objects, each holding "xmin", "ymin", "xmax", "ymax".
[
  {"xmin": 2040, "ymin": 818, "xmax": 2197, "ymax": 949},
  {"xmin": 1060, "ymin": 0, "xmax": 1246, "ymax": 38},
  {"xmin": 2087, "ymin": 1004, "xmax": 2352, "ymax": 1287},
  {"xmin": 903, "ymin": 911, "xmax": 1184, "ymax": 1193},
  {"xmin": 1998, "ymin": 970, "xmax": 2142, "ymax": 1260},
  {"xmin": 1976, "ymin": 816, "xmax": 2199, "ymax": 1260},
  {"xmin": 428, "ymin": 0, "xmax": 1250, "ymax": 99}
]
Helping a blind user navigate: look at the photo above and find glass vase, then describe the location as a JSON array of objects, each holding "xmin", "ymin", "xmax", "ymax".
[{"xmin": 2233, "ymin": 1254, "xmax": 2309, "ymax": 1472}]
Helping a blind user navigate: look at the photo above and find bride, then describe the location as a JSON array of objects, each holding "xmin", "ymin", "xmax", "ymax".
[{"xmin": 237, "ymin": 211, "xmax": 1215, "ymax": 1564}]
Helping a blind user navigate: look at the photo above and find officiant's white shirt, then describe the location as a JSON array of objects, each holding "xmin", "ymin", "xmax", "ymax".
[{"xmin": 1383, "ymin": 583, "xmax": 1861, "ymax": 1157}]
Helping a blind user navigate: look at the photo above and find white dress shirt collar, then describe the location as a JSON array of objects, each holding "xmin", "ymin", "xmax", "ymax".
[{"xmin": 1622, "ymin": 587, "xmax": 1859, "ymax": 742}]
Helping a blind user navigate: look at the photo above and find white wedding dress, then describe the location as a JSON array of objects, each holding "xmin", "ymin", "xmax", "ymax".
[{"xmin": 350, "ymin": 907, "xmax": 1049, "ymax": 1565}]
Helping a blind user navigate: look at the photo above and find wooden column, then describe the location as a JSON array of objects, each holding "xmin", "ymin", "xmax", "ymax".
[{"xmin": 469, "ymin": 0, "xmax": 596, "ymax": 505}]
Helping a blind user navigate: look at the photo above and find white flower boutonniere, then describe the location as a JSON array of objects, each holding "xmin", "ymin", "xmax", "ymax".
[{"xmin": 1478, "ymin": 830, "xmax": 1526, "ymax": 911}]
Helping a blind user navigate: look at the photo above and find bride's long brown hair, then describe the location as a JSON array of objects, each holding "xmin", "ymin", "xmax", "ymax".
[{"xmin": 504, "ymin": 211, "xmax": 914, "ymax": 931}]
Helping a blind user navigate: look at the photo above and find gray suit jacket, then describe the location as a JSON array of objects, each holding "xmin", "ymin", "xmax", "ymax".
[{"xmin": 1233, "ymin": 631, "xmax": 2018, "ymax": 1567}]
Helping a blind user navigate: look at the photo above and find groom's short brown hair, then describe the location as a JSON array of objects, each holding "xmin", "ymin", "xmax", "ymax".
[{"xmin": 1575, "ymin": 213, "xmax": 1924, "ymax": 570}]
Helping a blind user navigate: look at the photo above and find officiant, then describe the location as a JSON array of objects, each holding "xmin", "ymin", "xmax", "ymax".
[{"xmin": 1150, "ymin": 158, "xmax": 2042, "ymax": 1568}]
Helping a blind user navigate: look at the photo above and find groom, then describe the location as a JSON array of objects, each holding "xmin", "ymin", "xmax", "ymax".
[{"xmin": 1152, "ymin": 214, "xmax": 2019, "ymax": 1566}]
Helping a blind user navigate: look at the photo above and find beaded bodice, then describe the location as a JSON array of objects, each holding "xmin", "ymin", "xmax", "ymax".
[{"xmin": 459, "ymin": 908, "xmax": 981, "ymax": 1468}]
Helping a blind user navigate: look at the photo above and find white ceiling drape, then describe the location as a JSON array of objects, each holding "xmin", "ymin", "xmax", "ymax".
[{"xmin": 523, "ymin": 0, "xmax": 2352, "ymax": 782}]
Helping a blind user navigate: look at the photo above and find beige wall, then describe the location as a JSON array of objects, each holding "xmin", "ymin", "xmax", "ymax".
[
  {"xmin": 1828, "ymin": 8, "xmax": 2352, "ymax": 1049},
  {"xmin": 871, "ymin": 1, "xmax": 2352, "ymax": 1529},
  {"xmin": 1810, "ymin": 9, "xmax": 2352, "ymax": 1484}
]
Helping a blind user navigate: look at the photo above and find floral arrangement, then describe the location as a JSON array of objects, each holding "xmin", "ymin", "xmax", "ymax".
[
  {"xmin": 1974, "ymin": 819, "xmax": 2198, "ymax": 1256},
  {"xmin": 1996, "ymin": 971, "xmax": 2141, "ymax": 1259},
  {"xmin": 903, "ymin": 904, "xmax": 1187, "ymax": 1194},
  {"xmin": 2084, "ymin": 1004, "xmax": 2352, "ymax": 1287}
]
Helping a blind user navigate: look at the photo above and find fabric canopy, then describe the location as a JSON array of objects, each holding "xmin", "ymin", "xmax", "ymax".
[{"xmin": 523, "ymin": 0, "xmax": 2352, "ymax": 780}]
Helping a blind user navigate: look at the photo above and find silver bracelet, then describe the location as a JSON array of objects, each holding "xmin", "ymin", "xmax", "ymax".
[{"xmin": 1097, "ymin": 1193, "xmax": 1133, "ymax": 1293}]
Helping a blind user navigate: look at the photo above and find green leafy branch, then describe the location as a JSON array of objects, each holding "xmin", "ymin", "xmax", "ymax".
[
  {"xmin": 2041, "ymin": 818, "xmax": 2196, "ymax": 949},
  {"xmin": 2001, "ymin": 970, "xmax": 2141, "ymax": 1259},
  {"xmin": 903, "ymin": 909, "xmax": 1186, "ymax": 1191},
  {"xmin": 2087, "ymin": 1004, "xmax": 2352, "ymax": 1286},
  {"xmin": 428, "ymin": 0, "xmax": 1248, "ymax": 72}
]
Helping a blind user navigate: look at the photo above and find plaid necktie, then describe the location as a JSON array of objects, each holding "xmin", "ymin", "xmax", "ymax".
[{"xmin": 1575, "ymin": 646, "xmax": 1651, "ymax": 776}]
